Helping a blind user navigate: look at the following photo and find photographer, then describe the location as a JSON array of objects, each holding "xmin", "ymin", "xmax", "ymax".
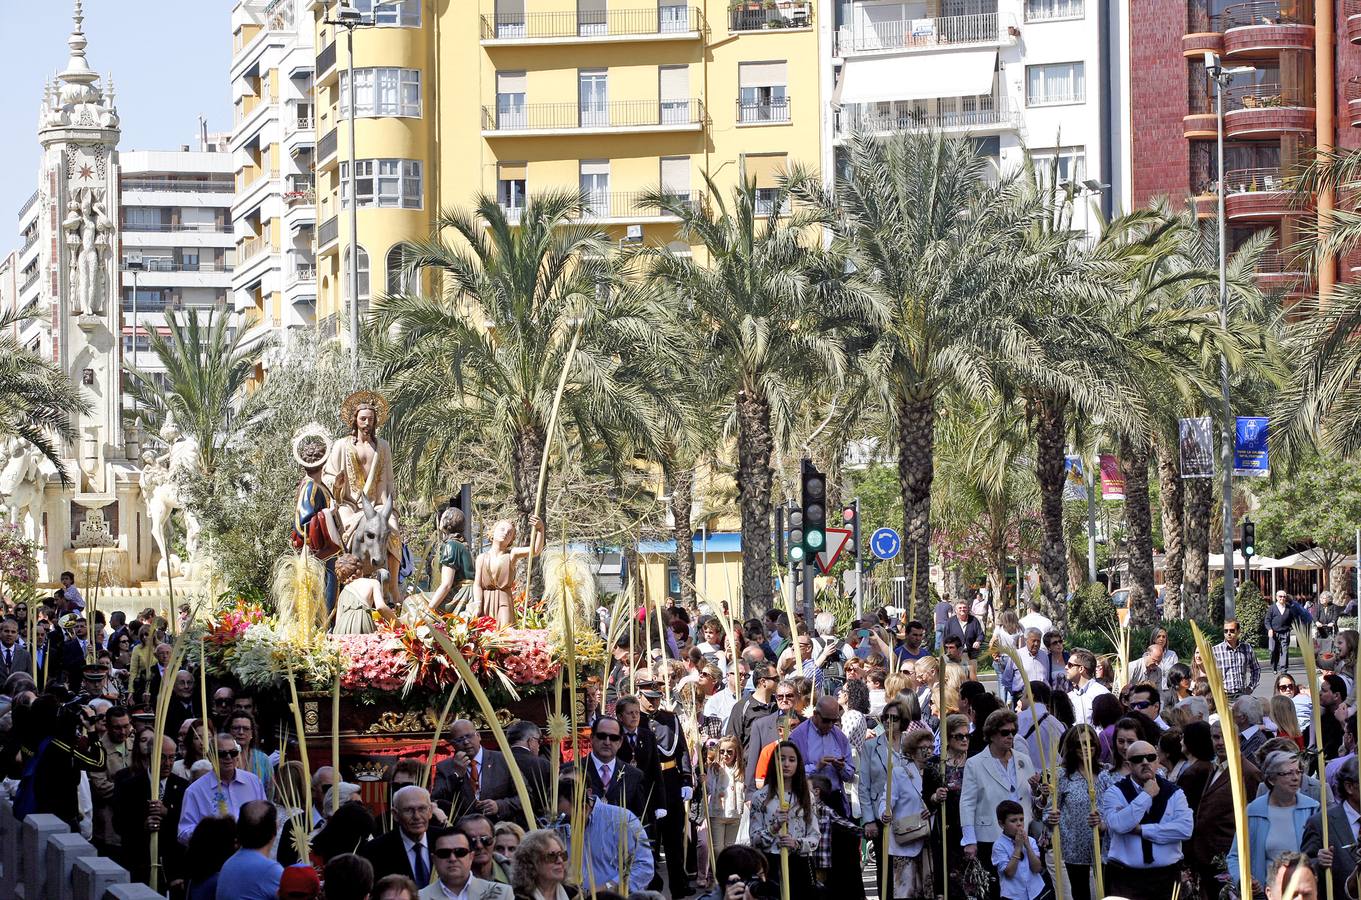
[
  {"xmin": 699, "ymin": 845, "xmax": 779, "ymax": 900},
  {"xmin": 13, "ymin": 692, "xmax": 107, "ymax": 830}
]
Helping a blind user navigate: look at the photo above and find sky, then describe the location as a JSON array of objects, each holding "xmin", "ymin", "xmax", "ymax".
[{"xmin": 0, "ymin": 1, "xmax": 233, "ymax": 255}]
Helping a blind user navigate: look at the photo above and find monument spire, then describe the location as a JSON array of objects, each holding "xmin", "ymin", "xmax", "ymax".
[{"xmin": 57, "ymin": 0, "xmax": 99, "ymax": 105}]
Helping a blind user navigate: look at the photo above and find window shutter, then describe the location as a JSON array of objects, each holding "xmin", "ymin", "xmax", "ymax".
[
  {"xmin": 739, "ymin": 61, "xmax": 787, "ymax": 87},
  {"xmin": 498, "ymin": 162, "xmax": 528, "ymax": 181},
  {"xmin": 497, "ymin": 71, "xmax": 527, "ymax": 94},
  {"xmin": 659, "ymin": 65, "xmax": 689, "ymax": 101},
  {"xmin": 743, "ymin": 153, "xmax": 786, "ymax": 188}
]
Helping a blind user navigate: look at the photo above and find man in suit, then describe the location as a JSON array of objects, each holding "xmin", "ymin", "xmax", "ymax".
[
  {"xmin": 431, "ymin": 720, "xmax": 516, "ymax": 821},
  {"xmin": 504, "ymin": 719, "xmax": 551, "ymax": 821},
  {"xmin": 361, "ymin": 785, "xmax": 436, "ymax": 884},
  {"xmin": 1188, "ymin": 719, "xmax": 1263, "ymax": 900},
  {"xmin": 567, "ymin": 714, "xmax": 647, "ymax": 820},
  {"xmin": 1234, "ymin": 696, "xmax": 1270, "ymax": 762},
  {"xmin": 419, "ymin": 829, "xmax": 512, "ymax": 900},
  {"xmin": 1304, "ymin": 756, "xmax": 1361, "ymax": 886},
  {"xmin": 744, "ymin": 678, "xmax": 805, "ymax": 793},
  {"xmin": 59, "ymin": 615, "xmax": 91, "ymax": 688},
  {"xmin": 0, "ymin": 617, "xmax": 31, "ymax": 681},
  {"xmin": 113, "ymin": 733, "xmax": 190, "ymax": 885},
  {"xmin": 619, "ymin": 690, "xmax": 694, "ymax": 896}
]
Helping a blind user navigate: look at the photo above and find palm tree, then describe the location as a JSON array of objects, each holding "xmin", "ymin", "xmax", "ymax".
[
  {"xmin": 0, "ymin": 307, "xmax": 88, "ymax": 480},
  {"xmin": 636, "ymin": 176, "xmax": 876, "ymax": 615},
  {"xmin": 124, "ymin": 307, "xmax": 268, "ymax": 477},
  {"xmin": 369, "ymin": 191, "xmax": 683, "ymax": 539}
]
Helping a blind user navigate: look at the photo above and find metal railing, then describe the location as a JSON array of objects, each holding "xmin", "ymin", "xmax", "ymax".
[
  {"xmin": 1025, "ymin": 0, "xmax": 1084, "ymax": 22},
  {"xmin": 482, "ymin": 98, "xmax": 704, "ymax": 131},
  {"xmin": 286, "ymin": 188, "xmax": 317, "ymax": 207},
  {"xmin": 1348, "ymin": 0, "xmax": 1361, "ymax": 16},
  {"xmin": 1224, "ymin": 82, "xmax": 1310, "ymax": 112},
  {"xmin": 317, "ymin": 41, "xmax": 337, "ymax": 78},
  {"xmin": 1223, "ymin": 166, "xmax": 1295, "ymax": 193},
  {"xmin": 578, "ymin": 190, "xmax": 697, "ymax": 219},
  {"xmin": 290, "ymin": 262, "xmax": 317, "ymax": 283},
  {"xmin": 837, "ymin": 95, "xmax": 1012, "ymax": 134},
  {"xmin": 20, "ymin": 232, "xmax": 38, "ymax": 253},
  {"xmin": 18, "ymin": 190, "xmax": 39, "ymax": 219},
  {"xmin": 122, "ymin": 222, "xmax": 229, "ymax": 233},
  {"xmin": 1218, "ymin": 0, "xmax": 1306, "ymax": 27},
  {"xmin": 737, "ymin": 97, "xmax": 791, "ymax": 124},
  {"xmin": 481, "ymin": 6, "xmax": 700, "ymax": 39},
  {"xmin": 122, "ymin": 178, "xmax": 234, "ymax": 193},
  {"xmin": 729, "ymin": 1, "xmax": 812, "ymax": 31},
  {"xmin": 126, "ymin": 260, "xmax": 230, "ymax": 273},
  {"xmin": 318, "ymin": 128, "xmax": 338, "ymax": 161},
  {"xmin": 318, "ymin": 216, "xmax": 339, "ymax": 247},
  {"xmin": 835, "ymin": 12, "xmax": 1008, "ymax": 54},
  {"xmin": 20, "ymin": 269, "xmax": 39, "ymax": 292},
  {"xmin": 1257, "ymin": 249, "xmax": 1304, "ymax": 273}
]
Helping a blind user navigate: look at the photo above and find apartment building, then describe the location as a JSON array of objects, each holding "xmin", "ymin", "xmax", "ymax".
[
  {"xmin": 120, "ymin": 146, "xmax": 235, "ymax": 384},
  {"xmin": 231, "ymin": 0, "xmax": 318, "ymax": 361},
  {"xmin": 1130, "ymin": 0, "xmax": 1361, "ymax": 298},
  {"xmin": 830, "ymin": 0, "xmax": 1127, "ymax": 230},
  {"xmin": 12, "ymin": 190, "xmax": 46, "ymax": 353},
  {"xmin": 306, "ymin": 0, "xmax": 823, "ymax": 336}
]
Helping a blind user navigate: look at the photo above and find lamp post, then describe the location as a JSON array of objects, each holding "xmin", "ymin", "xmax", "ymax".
[
  {"xmin": 1206, "ymin": 53, "xmax": 1254, "ymax": 620},
  {"xmin": 124, "ymin": 251, "xmax": 142, "ymax": 415}
]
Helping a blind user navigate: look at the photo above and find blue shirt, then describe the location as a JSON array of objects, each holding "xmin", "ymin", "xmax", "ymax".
[
  {"xmin": 788, "ymin": 718, "xmax": 855, "ymax": 796},
  {"xmin": 582, "ymin": 800, "xmax": 654, "ymax": 893},
  {"xmin": 215, "ymin": 849, "xmax": 283, "ymax": 900}
]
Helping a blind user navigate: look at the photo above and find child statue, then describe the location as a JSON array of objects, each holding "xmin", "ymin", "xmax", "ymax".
[
  {"xmin": 473, "ymin": 515, "xmax": 545, "ymax": 626},
  {"xmin": 428, "ymin": 507, "xmax": 475, "ymax": 614}
]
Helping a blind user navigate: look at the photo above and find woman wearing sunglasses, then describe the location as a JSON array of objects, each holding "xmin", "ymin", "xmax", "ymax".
[
  {"xmin": 960, "ymin": 709, "xmax": 1039, "ymax": 900},
  {"xmin": 510, "ymin": 828, "xmax": 577, "ymax": 900}
]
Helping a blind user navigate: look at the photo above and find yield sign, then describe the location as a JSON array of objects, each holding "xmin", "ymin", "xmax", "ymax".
[{"xmin": 815, "ymin": 527, "xmax": 853, "ymax": 575}]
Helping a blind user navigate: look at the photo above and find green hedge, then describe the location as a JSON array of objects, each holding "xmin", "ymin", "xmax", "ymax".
[
  {"xmin": 1065, "ymin": 620, "xmax": 1223, "ymax": 661},
  {"xmin": 1070, "ymin": 582, "xmax": 1115, "ymax": 633}
]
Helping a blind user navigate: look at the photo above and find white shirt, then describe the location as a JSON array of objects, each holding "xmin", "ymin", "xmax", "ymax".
[
  {"xmin": 1099, "ymin": 777, "xmax": 1194, "ymax": 868},
  {"xmin": 400, "ymin": 829, "xmax": 430, "ymax": 881},
  {"xmin": 1071, "ymin": 679, "xmax": 1112, "ymax": 726},
  {"xmin": 1018, "ymin": 611, "xmax": 1053, "ymax": 634},
  {"xmin": 436, "ymin": 879, "xmax": 470, "ymax": 900},
  {"xmin": 1345, "ymin": 800, "xmax": 1361, "ymax": 843},
  {"xmin": 704, "ymin": 688, "xmax": 739, "ymax": 729}
]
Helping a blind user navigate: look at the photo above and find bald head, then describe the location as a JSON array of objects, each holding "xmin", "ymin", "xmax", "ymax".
[
  {"xmin": 1127, "ymin": 740, "xmax": 1158, "ymax": 781},
  {"xmin": 813, "ymin": 696, "xmax": 843, "ymax": 735}
]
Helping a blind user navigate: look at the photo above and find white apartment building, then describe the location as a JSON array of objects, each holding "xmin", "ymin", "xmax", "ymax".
[
  {"xmin": 230, "ymin": 0, "xmax": 317, "ymax": 366},
  {"xmin": 120, "ymin": 145, "xmax": 235, "ymax": 386},
  {"xmin": 13, "ymin": 190, "xmax": 46, "ymax": 352},
  {"xmin": 828, "ymin": 0, "xmax": 1127, "ymax": 232}
]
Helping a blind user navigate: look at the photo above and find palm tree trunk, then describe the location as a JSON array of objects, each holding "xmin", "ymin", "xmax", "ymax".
[
  {"xmin": 667, "ymin": 462, "xmax": 697, "ymax": 609},
  {"xmin": 1034, "ymin": 396, "xmax": 1069, "ymax": 630},
  {"xmin": 511, "ymin": 425, "xmax": 545, "ymax": 541},
  {"xmin": 735, "ymin": 388, "xmax": 775, "ymax": 618},
  {"xmin": 896, "ymin": 390, "xmax": 935, "ymax": 624},
  {"xmin": 987, "ymin": 501, "xmax": 1009, "ymax": 612},
  {"xmin": 1156, "ymin": 438, "xmax": 1185, "ymax": 619},
  {"xmin": 1183, "ymin": 475, "xmax": 1212, "ymax": 620},
  {"xmin": 1120, "ymin": 438, "xmax": 1157, "ymax": 629}
]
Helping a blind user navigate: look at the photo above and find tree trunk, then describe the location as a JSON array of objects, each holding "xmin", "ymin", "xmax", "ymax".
[
  {"xmin": 1120, "ymin": 438, "xmax": 1158, "ymax": 629},
  {"xmin": 511, "ymin": 424, "xmax": 546, "ymax": 600},
  {"xmin": 1156, "ymin": 438, "xmax": 1185, "ymax": 619},
  {"xmin": 667, "ymin": 462, "xmax": 697, "ymax": 609},
  {"xmin": 896, "ymin": 390, "xmax": 936, "ymax": 624},
  {"xmin": 1184, "ymin": 475, "xmax": 1212, "ymax": 621},
  {"xmin": 987, "ymin": 497, "xmax": 1009, "ymax": 611},
  {"xmin": 1034, "ymin": 396, "xmax": 1069, "ymax": 630},
  {"xmin": 735, "ymin": 388, "xmax": 775, "ymax": 618}
]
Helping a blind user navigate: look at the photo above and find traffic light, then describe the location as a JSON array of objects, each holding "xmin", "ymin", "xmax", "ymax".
[
  {"xmin": 801, "ymin": 459, "xmax": 826, "ymax": 559},
  {"xmin": 787, "ymin": 505, "xmax": 805, "ymax": 564},
  {"xmin": 1242, "ymin": 518, "xmax": 1255, "ymax": 559},
  {"xmin": 843, "ymin": 499, "xmax": 859, "ymax": 557}
]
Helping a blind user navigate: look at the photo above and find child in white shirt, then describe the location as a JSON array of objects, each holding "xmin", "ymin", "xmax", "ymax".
[{"xmin": 991, "ymin": 800, "xmax": 1048, "ymax": 900}]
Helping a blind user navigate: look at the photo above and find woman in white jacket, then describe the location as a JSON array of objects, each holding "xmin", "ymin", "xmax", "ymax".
[
  {"xmin": 959, "ymin": 709, "xmax": 1041, "ymax": 900},
  {"xmin": 878, "ymin": 727, "xmax": 939, "ymax": 899}
]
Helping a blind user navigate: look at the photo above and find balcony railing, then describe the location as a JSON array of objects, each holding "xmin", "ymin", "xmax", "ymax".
[
  {"xmin": 1257, "ymin": 248, "xmax": 1305, "ymax": 274},
  {"xmin": 121, "ymin": 179, "xmax": 235, "ymax": 193},
  {"xmin": 737, "ymin": 97, "xmax": 791, "ymax": 124},
  {"xmin": 835, "ymin": 12, "xmax": 1009, "ymax": 54},
  {"xmin": 481, "ymin": 6, "xmax": 700, "ymax": 39},
  {"xmin": 579, "ymin": 190, "xmax": 698, "ymax": 219},
  {"xmin": 20, "ymin": 232, "xmax": 38, "ymax": 254},
  {"xmin": 18, "ymin": 190, "xmax": 40, "ymax": 219},
  {"xmin": 1223, "ymin": 166, "xmax": 1295, "ymax": 194},
  {"xmin": 1348, "ymin": 0, "xmax": 1361, "ymax": 14},
  {"xmin": 239, "ymin": 235, "xmax": 267, "ymax": 261},
  {"xmin": 1218, "ymin": 0, "xmax": 1306, "ymax": 27},
  {"xmin": 20, "ymin": 270, "xmax": 39, "ymax": 292},
  {"xmin": 318, "ymin": 216, "xmax": 339, "ymax": 247},
  {"xmin": 482, "ymin": 98, "xmax": 704, "ymax": 131},
  {"xmin": 316, "ymin": 41, "xmax": 337, "ymax": 78},
  {"xmin": 837, "ymin": 94, "xmax": 1013, "ymax": 134},
  {"xmin": 1224, "ymin": 82, "xmax": 1309, "ymax": 112},
  {"xmin": 729, "ymin": 1, "xmax": 812, "ymax": 31},
  {"xmin": 122, "ymin": 222, "xmax": 228, "ymax": 233},
  {"xmin": 127, "ymin": 260, "xmax": 230, "ymax": 273},
  {"xmin": 318, "ymin": 128, "xmax": 338, "ymax": 162},
  {"xmin": 286, "ymin": 188, "xmax": 318, "ymax": 207}
]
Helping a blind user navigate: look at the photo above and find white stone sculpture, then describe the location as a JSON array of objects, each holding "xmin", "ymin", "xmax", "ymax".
[
  {"xmin": 140, "ymin": 416, "xmax": 202, "ymax": 580},
  {"xmin": 0, "ymin": 438, "xmax": 46, "ymax": 541},
  {"xmin": 62, "ymin": 188, "xmax": 112, "ymax": 317}
]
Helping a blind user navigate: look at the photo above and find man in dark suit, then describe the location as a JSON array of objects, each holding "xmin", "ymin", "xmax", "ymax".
[
  {"xmin": 566, "ymin": 715, "xmax": 647, "ymax": 820},
  {"xmin": 1188, "ymin": 719, "xmax": 1263, "ymax": 900},
  {"xmin": 431, "ymin": 720, "xmax": 516, "ymax": 821},
  {"xmin": 0, "ymin": 616, "xmax": 32, "ymax": 681},
  {"xmin": 504, "ymin": 719, "xmax": 551, "ymax": 822},
  {"xmin": 361, "ymin": 785, "xmax": 436, "ymax": 884},
  {"xmin": 59, "ymin": 615, "xmax": 91, "ymax": 688},
  {"xmin": 1304, "ymin": 756, "xmax": 1361, "ymax": 885},
  {"xmin": 744, "ymin": 679, "xmax": 805, "ymax": 793},
  {"xmin": 113, "ymin": 732, "xmax": 190, "ymax": 885},
  {"xmin": 621, "ymin": 690, "xmax": 695, "ymax": 897}
]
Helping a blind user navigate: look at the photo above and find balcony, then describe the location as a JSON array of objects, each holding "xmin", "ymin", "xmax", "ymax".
[
  {"xmin": 122, "ymin": 222, "xmax": 228, "ymax": 233},
  {"xmin": 1349, "ymin": 0, "xmax": 1361, "ymax": 43},
  {"xmin": 121, "ymin": 178, "xmax": 234, "ymax": 193},
  {"xmin": 317, "ymin": 41, "xmax": 337, "ymax": 84},
  {"xmin": 580, "ymin": 190, "xmax": 696, "ymax": 221},
  {"xmin": 480, "ymin": 6, "xmax": 701, "ymax": 43},
  {"xmin": 20, "ymin": 231, "xmax": 38, "ymax": 254},
  {"xmin": 1222, "ymin": 167, "xmax": 1297, "ymax": 219},
  {"xmin": 286, "ymin": 188, "xmax": 317, "ymax": 208},
  {"xmin": 127, "ymin": 260, "xmax": 230, "ymax": 273},
  {"xmin": 1223, "ymin": 82, "xmax": 1314, "ymax": 137},
  {"xmin": 729, "ymin": 1, "xmax": 812, "ymax": 32},
  {"xmin": 288, "ymin": 259, "xmax": 317, "ymax": 285},
  {"xmin": 1350, "ymin": 76, "xmax": 1361, "ymax": 127},
  {"xmin": 20, "ymin": 270, "xmax": 39, "ymax": 293},
  {"xmin": 835, "ymin": 12, "xmax": 1015, "ymax": 56},
  {"xmin": 318, "ymin": 216, "xmax": 339, "ymax": 249},
  {"xmin": 1256, "ymin": 248, "xmax": 1308, "ymax": 294},
  {"xmin": 737, "ymin": 97, "xmax": 791, "ymax": 125},
  {"xmin": 318, "ymin": 128, "xmax": 338, "ymax": 164},
  {"xmin": 836, "ymin": 92, "xmax": 1017, "ymax": 138},
  {"xmin": 1219, "ymin": 1, "xmax": 1314, "ymax": 57},
  {"xmin": 238, "ymin": 235, "xmax": 268, "ymax": 262},
  {"xmin": 481, "ymin": 99, "xmax": 705, "ymax": 136},
  {"xmin": 18, "ymin": 190, "xmax": 40, "ymax": 220}
]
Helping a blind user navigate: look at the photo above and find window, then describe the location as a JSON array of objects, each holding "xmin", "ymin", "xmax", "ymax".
[
  {"xmin": 1025, "ymin": 0, "xmax": 1084, "ymax": 20},
  {"xmin": 659, "ymin": 66, "xmax": 689, "ymax": 124},
  {"xmin": 580, "ymin": 160, "xmax": 610, "ymax": 217},
  {"xmin": 743, "ymin": 153, "xmax": 789, "ymax": 214},
  {"xmin": 579, "ymin": 0, "xmax": 607, "ymax": 35},
  {"xmin": 738, "ymin": 61, "xmax": 789, "ymax": 123},
  {"xmin": 497, "ymin": 71, "xmax": 527, "ymax": 128},
  {"xmin": 1031, "ymin": 146, "xmax": 1087, "ymax": 187},
  {"xmin": 340, "ymin": 159, "xmax": 424, "ymax": 209},
  {"xmin": 386, "ymin": 244, "xmax": 415, "ymax": 294},
  {"xmin": 495, "ymin": 0, "xmax": 526, "ymax": 36},
  {"xmin": 343, "ymin": 246, "xmax": 371, "ymax": 302},
  {"xmin": 125, "ymin": 207, "xmax": 163, "ymax": 229},
  {"xmin": 660, "ymin": 156, "xmax": 691, "ymax": 205},
  {"xmin": 340, "ymin": 69, "xmax": 421, "ymax": 117},
  {"xmin": 1026, "ymin": 62, "xmax": 1085, "ymax": 106},
  {"xmin": 579, "ymin": 69, "xmax": 609, "ymax": 127},
  {"xmin": 354, "ymin": 0, "xmax": 420, "ymax": 27},
  {"xmin": 659, "ymin": 2, "xmax": 689, "ymax": 31},
  {"xmin": 498, "ymin": 163, "xmax": 527, "ymax": 218}
]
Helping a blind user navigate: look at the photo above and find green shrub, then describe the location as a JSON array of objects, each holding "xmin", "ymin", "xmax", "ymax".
[
  {"xmin": 1070, "ymin": 583, "xmax": 1116, "ymax": 633},
  {"xmin": 1230, "ymin": 581, "xmax": 1268, "ymax": 649}
]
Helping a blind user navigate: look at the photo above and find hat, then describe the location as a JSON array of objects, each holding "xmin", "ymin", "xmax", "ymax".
[
  {"xmin": 278, "ymin": 864, "xmax": 322, "ymax": 899},
  {"xmin": 81, "ymin": 663, "xmax": 109, "ymax": 679}
]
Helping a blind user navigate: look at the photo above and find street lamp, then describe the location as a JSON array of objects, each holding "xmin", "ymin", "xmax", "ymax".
[
  {"xmin": 1205, "ymin": 52, "xmax": 1255, "ymax": 619},
  {"xmin": 124, "ymin": 251, "xmax": 142, "ymax": 375},
  {"xmin": 323, "ymin": 0, "xmax": 401, "ymax": 376}
]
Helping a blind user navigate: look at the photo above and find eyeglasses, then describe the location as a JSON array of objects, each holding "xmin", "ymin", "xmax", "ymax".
[
  {"xmin": 451, "ymin": 733, "xmax": 477, "ymax": 745},
  {"xmin": 1277, "ymin": 682, "xmax": 1295, "ymax": 692},
  {"xmin": 776, "ymin": 693, "xmax": 795, "ymax": 701},
  {"xmin": 881, "ymin": 715, "xmax": 902, "ymax": 723},
  {"xmin": 219, "ymin": 749, "xmax": 241, "ymax": 759},
  {"xmin": 467, "ymin": 835, "xmax": 494, "ymax": 847},
  {"xmin": 1129, "ymin": 700, "xmax": 1154, "ymax": 710},
  {"xmin": 594, "ymin": 732, "xmax": 622, "ymax": 742},
  {"xmin": 950, "ymin": 733, "xmax": 969, "ymax": 741},
  {"xmin": 433, "ymin": 847, "xmax": 472, "ymax": 860},
  {"xmin": 995, "ymin": 729, "xmax": 1017, "ymax": 738},
  {"xmin": 1127, "ymin": 753, "xmax": 1157, "ymax": 764},
  {"xmin": 541, "ymin": 851, "xmax": 569, "ymax": 863},
  {"xmin": 1224, "ymin": 627, "xmax": 1239, "ymax": 634}
]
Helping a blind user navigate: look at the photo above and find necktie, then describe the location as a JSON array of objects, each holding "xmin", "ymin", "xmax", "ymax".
[
  {"xmin": 3, "ymin": 647, "xmax": 10, "ymax": 669},
  {"xmin": 469, "ymin": 758, "xmax": 480, "ymax": 798},
  {"xmin": 628, "ymin": 732, "xmax": 638, "ymax": 753},
  {"xmin": 412, "ymin": 841, "xmax": 429, "ymax": 885},
  {"xmin": 601, "ymin": 763, "xmax": 612, "ymax": 790}
]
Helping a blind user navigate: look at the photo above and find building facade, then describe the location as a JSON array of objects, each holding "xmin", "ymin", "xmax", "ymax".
[
  {"xmin": 231, "ymin": 0, "xmax": 318, "ymax": 365},
  {"xmin": 306, "ymin": 0, "xmax": 823, "ymax": 336}
]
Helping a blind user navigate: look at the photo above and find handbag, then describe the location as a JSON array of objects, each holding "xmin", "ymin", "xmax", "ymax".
[{"xmin": 892, "ymin": 813, "xmax": 931, "ymax": 841}]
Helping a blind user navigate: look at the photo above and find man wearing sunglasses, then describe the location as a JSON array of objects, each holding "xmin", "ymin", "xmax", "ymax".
[
  {"xmin": 570, "ymin": 715, "xmax": 647, "ymax": 820},
  {"xmin": 422, "ymin": 828, "xmax": 513, "ymax": 900},
  {"xmin": 1212, "ymin": 619, "xmax": 1261, "ymax": 700},
  {"xmin": 1101, "ymin": 739, "xmax": 1193, "ymax": 900},
  {"xmin": 176, "ymin": 733, "xmax": 266, "ymax": 845},
  {"xmin": 744, "ymin": 678, "xmax": 806, "ymax": 793}
]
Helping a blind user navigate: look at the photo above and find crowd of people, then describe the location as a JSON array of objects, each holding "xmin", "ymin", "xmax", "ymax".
[{"xmin": 1, "ymin": 578, "xmax": 1357, "ymax": 900}]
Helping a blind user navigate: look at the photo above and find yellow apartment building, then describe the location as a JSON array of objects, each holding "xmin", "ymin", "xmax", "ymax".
[{"xmin": 306, "ymin": 0, "xmax": 824, "ymax": 334}]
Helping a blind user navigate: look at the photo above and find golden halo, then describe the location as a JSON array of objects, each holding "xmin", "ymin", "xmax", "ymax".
[{"xmin": 339, "ymin": 389, "xmax": 390, "ymax": 427}]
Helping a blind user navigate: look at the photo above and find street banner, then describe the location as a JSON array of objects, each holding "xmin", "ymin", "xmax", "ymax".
[
  {"xmin": 1063, "ymin": 455, "xmax": 1088, "ymax": 501},
  {"xmin": 1099, "ymin": 454, "xmax": 1125, "ymax": 500},
  {"xmin": 1234, "ymin": 416, "xmax": 1269, "ymax": 477},
  {"xmin": 1179, "ymin": 416, "xmax": 1214, "ymax": 478}
]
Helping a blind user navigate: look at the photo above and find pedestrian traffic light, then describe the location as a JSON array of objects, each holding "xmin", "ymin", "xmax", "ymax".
[
  {"xmin": 787, "ymin": 505, "xmax": 805, "ymax": 564},
  {"xmin": 801, "ymin": 459, "xmax": 826, "ymax": 559},
  {"xmin": 1242, "ymin": 518, "xmax": 1255, "ymax": 559}
]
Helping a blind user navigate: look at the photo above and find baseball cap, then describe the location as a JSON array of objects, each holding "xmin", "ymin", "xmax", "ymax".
[{"xmin": 278, "ymin": 864, "xmax": 321, "ymax": 899}]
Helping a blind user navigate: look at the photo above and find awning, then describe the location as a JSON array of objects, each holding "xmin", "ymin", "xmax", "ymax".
[
  {"xmin": 836, "ymin": 49, "xmax": 997, "ymax": 106},
  {"xmin": 639, "ymin": 532, "xmax": 742, "ymax": 555}
]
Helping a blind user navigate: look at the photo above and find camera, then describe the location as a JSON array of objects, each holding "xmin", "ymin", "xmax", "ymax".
[{"xmin": 747, "ymin": 879, "xmax": 781, "ymax": 900}]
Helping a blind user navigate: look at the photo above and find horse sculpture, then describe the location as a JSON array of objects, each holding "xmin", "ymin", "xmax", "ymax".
[{"xmin": 0, "ymin": 440, "xmax": 43, "ymax": 541}]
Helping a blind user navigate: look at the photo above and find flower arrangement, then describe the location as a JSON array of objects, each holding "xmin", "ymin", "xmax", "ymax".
[{"xmin": 0, "ymin": 524, "xmax": 38, "ymax": 597}]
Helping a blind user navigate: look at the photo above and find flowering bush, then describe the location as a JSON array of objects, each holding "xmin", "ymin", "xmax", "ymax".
[{"xmin": 0, "ymin": 524, "xmax": 38, "ymax": 596}]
